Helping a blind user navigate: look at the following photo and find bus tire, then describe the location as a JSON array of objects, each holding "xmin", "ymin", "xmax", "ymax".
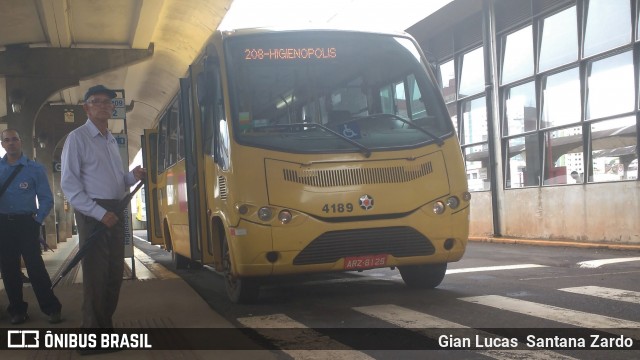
[
  {"xmin": 223, "ymin": 237, "xmax": 259, "ymax": 304},
  {"xmin": 399, "ymin": 263, "xmax": 447, "ymax": 289},
  {"xmin": 172, "ymin": 250, "xmax": 190, "ymax": 270}
]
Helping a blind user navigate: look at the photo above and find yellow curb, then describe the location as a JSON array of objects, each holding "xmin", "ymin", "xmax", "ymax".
[{"xmin": 469, "ymin": 237, "xmax": 640, "ymax": 251}]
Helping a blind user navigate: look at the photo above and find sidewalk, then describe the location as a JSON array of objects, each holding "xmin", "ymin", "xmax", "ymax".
[
  {"xmin": 469, "ymin": 236, "xmax": 640, "ymax": 251},
  {"xmin": 0, "ymin": 236, "xmax": 278, "ymax": 360}
]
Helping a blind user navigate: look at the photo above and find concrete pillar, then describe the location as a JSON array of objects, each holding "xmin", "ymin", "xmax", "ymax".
[{"xmin": 34, "ymin": 104, "xmax": 85, "ymax": 246}]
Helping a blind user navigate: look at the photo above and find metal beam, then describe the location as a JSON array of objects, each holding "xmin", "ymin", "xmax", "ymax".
[{"xmin": 0, "ymin": 43, "xmax": 154, "ymax": 78}]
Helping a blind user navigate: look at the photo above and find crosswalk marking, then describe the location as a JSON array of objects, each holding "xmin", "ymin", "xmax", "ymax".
[
  {"xmin": 268, "ymin": 264, "xmax": 552, "ymax": 286},
  {"xmin": 391, "ymin": 263, "xmax": 548, "ymax": 280},
  {"xmin": 577, "ymin": 257, "xmax": 640, "ymax": 268},
  {"xmin": 237, "ymin": 314, "xmax": 374, "ymax": 360},
  {"xmin": 559, "ymin": 286, "xmax": 640, "ymax": 304},
  {"xmin": 446, "ymin": 264, "xmax": 547, "ymax": 274},
  {"xmin": 241, "ymin": 285, "xmax": 640, "ymax": 357},
  {"xmin": 354, "ymin": 304, "xmax": 464, "ymax": 328},
  {"xmin": 354, "ymin": 304, "xmax": 576, "ymax": 360},
  {"xmin": 460, "ymin": 295, "xmax": 640, "ymax": 338}
]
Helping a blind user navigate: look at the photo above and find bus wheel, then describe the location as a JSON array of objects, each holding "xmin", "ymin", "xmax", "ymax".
[
  {"xmin": 172, "ymin": 250, "xmax": 190, "ymax": 270},
  {"xmin": 399, "ymin": 263, "xmax": 447, "ymax": 289},
  {"xmin": 223, "ymin": 237, "xmax": 259, "ymax": 304}
]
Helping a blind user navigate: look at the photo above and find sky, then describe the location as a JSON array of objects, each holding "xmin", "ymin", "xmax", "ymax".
[{"xmin": 218, "ymin": 0, "xmax": 452, "ymax": 32}]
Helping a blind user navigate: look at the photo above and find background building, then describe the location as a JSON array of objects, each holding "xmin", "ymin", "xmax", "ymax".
[{"xmin": 408, "ymin": 0, "xmax": 639, "ymax": 244}]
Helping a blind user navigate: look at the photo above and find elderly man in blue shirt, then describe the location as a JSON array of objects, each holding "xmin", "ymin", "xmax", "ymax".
[{"xmin": 0, "ymin": 128, "xmax": 62, "ymax": 325}]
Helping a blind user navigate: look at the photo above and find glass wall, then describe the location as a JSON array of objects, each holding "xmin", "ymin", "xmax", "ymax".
[
  {"xmin": 439, "ymin": 45, "xmax": 490, "ymax": 192},
  {"xmin": 430, "ymin": 0, "xmax": 638, "ymax": 192},
  {"xmin": 499, "ymin": 0, "xmax": 638, "ymax": 189}
]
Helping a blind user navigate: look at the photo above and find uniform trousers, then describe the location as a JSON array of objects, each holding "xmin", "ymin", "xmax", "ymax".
[
  {"xmin": 75, "ymin": 199, "xmax": 124, "ymax": 329},
  {"xmin": 0, "ymin": 214, "xmax": 61, "ymax": 317}
]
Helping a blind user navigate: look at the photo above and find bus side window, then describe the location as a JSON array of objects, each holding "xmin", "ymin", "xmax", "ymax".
[
  {"xmin": 198, "ymin": 56, "xmax": 227, "ymax": 169},
  {"xmin": 167, "ymin": 101, "xmax": 180, "ymax": 166},
  {"xmin": 198, "ymin": 70, "xmax": 213, "ymax": 156},
  {"xmin": 214, "ymin": 70, "xmax": 229, "ymax": 170},
  {"xmin": 157, "ymin": 112, "xmax": 169, "ymax": 173}
]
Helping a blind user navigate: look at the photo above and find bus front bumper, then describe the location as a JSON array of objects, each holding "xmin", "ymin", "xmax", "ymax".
[{"xmin": 228, "ymin": 206, "xmax": 469, "ymax": 277}]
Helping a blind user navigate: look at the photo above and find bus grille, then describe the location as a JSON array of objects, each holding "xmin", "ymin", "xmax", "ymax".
[
  {"xmin": 293, "ymin": 226, "xmax": 435, "ymax": 265},
  {"xmin": 218, "ymin": 176, "xmax": 228, "ymax": 200},
  {"xmin": 283, "ymin": 162, "xmax": 433, "ymax": 187}
]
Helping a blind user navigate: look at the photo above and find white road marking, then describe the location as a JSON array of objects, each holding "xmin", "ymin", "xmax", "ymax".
[
  {"xmin": 460, "ymin": 295, "xmax": 640, "ymax": 338},
  {"xmin": 237, "ymin": 314, "xmax": 374, "ymax": 360},
  {"xmin": 446, "ymin": 264, "xmax": 548, "ymax": 274},
  {"xmin": 390, "ymin": 263, "xmax": 548, "ymax": 280},
  {"xmin": 354, "ymin": 304, "xmax": 464, "ymax": 329},
  {"xmin": 559, "ymin": 286, "xmax": 640, "ymax": 304},
  {"xmin": 577, "ymin": 257, "xmax": 640, "ymax": 268},
  {"xmin": 354, "ymin": 304, "xmax": 575, "ymax": 360},
  {"xmin": 521, "ymin": 270, "xmax": 640, "ymax": 281}
]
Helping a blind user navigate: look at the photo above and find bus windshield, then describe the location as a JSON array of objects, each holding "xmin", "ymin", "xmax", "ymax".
[{"xmin": 225, "ymin": 31, "xmax": 453, "ymax": 154}]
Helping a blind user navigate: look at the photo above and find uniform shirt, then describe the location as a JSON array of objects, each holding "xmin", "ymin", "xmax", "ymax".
[
  {"xmin": 0, "ymin": 154, "xmax": 53, "ymax": 224},
  {"xmin": 61, "ymin": 119, "xmax": 136, "ymax": 221}
]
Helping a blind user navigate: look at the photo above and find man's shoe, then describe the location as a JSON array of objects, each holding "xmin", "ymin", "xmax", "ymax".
[
  {"xmin": 48, "ymin": 311, "xmax": 62, "ymax": 324},
  {"xmin": 10, "ymin": 313, "xmax": 29, "ymax": 325}
]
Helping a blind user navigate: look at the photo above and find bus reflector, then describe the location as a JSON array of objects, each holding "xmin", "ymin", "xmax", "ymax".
[{"xmin": 230, "ymin": 228, "xmax": 247, "ymax": 236}]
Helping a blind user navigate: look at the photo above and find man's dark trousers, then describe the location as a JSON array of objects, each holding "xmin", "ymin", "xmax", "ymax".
[
  {"xmin": 75, "ymin": 199, "xmax": 124, "ymax": 329},
  {"xmin": 0, "ymin": 214, "xmax": 61, "ymax": 317}
]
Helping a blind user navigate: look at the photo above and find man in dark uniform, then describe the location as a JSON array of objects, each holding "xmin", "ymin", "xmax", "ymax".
[{"xmin": 0, "ymin": 128, "xmax": 62, "ymax": 324}]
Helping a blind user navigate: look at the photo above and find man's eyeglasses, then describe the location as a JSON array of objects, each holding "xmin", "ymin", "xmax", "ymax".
[{"xmin": 86, "ymin": 99, "xmax": 113, "ymax": 106}]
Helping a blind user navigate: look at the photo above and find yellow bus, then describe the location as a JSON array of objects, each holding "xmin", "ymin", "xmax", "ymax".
[{"xmin": 142, "ymin": 28, "xmax": 470, "ymax": 303}]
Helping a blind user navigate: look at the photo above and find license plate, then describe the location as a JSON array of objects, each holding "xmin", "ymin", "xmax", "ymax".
[{"xmin": 344, "ymin": 254, "xmax": 387, "ymax": 270}]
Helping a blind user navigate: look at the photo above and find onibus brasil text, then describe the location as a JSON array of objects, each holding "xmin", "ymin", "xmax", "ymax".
[{"xmin": 8, "ymin": 330, "xmax": 152, "ymax": 349}]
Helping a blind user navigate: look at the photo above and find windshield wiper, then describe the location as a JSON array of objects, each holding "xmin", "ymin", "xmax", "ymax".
[
  {"xmin": 288, "ymin": 122, "xmax": 372, "ymax": 158},
  {"xmin": 366, "ymin": 113, "xmax": 445, "ymax": 147}
]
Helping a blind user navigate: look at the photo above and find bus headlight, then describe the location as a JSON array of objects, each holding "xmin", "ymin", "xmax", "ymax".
[
  {"xmin": 278, "ymin": 210, "xmax": 293, "ymax": 224},
  {"xmin": 258, "ymin": 207, "xmax": 273, "ymax": 221},
  {"xmin": 433, "ymin": 201, "xmax": 445, "ymax": 214},
  {"xmin": 446, "ymin": 196, "xmax": 460, "ymax": 209},
  {"xmin": 462, "ymin": 191, "xmax": 472, "ymax": 201}
]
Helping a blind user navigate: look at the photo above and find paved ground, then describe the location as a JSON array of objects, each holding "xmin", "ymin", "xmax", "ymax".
[
  {"xmin": 1, "ymin": 232, "xmax": 637, "ymax": 359},
  {"xmin": 0, "ymin": 236, "xmax": 278, "ymax": 360}
]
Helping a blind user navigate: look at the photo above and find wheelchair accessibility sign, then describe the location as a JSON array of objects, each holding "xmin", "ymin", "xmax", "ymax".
[{"xmin": 338, "ymin": 122, "xmax": 361, "ymax": 139}]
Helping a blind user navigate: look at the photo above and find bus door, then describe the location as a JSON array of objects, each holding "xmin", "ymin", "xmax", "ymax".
[
  {"xmin": 141, "ymin": 129, "xmax": 163, "ymax": 245},
  {"xmin": 195, "ymin": 55, "xmax": 225, "ymax": 269},
  {"xmin": 179, "ymin": 76, "xmax": 203, "ymax": 262}
]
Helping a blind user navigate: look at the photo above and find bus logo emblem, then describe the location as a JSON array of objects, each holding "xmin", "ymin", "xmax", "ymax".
[{"xmin": 359, "ymin": 195, "xmax": 374, "ymax": 210}]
